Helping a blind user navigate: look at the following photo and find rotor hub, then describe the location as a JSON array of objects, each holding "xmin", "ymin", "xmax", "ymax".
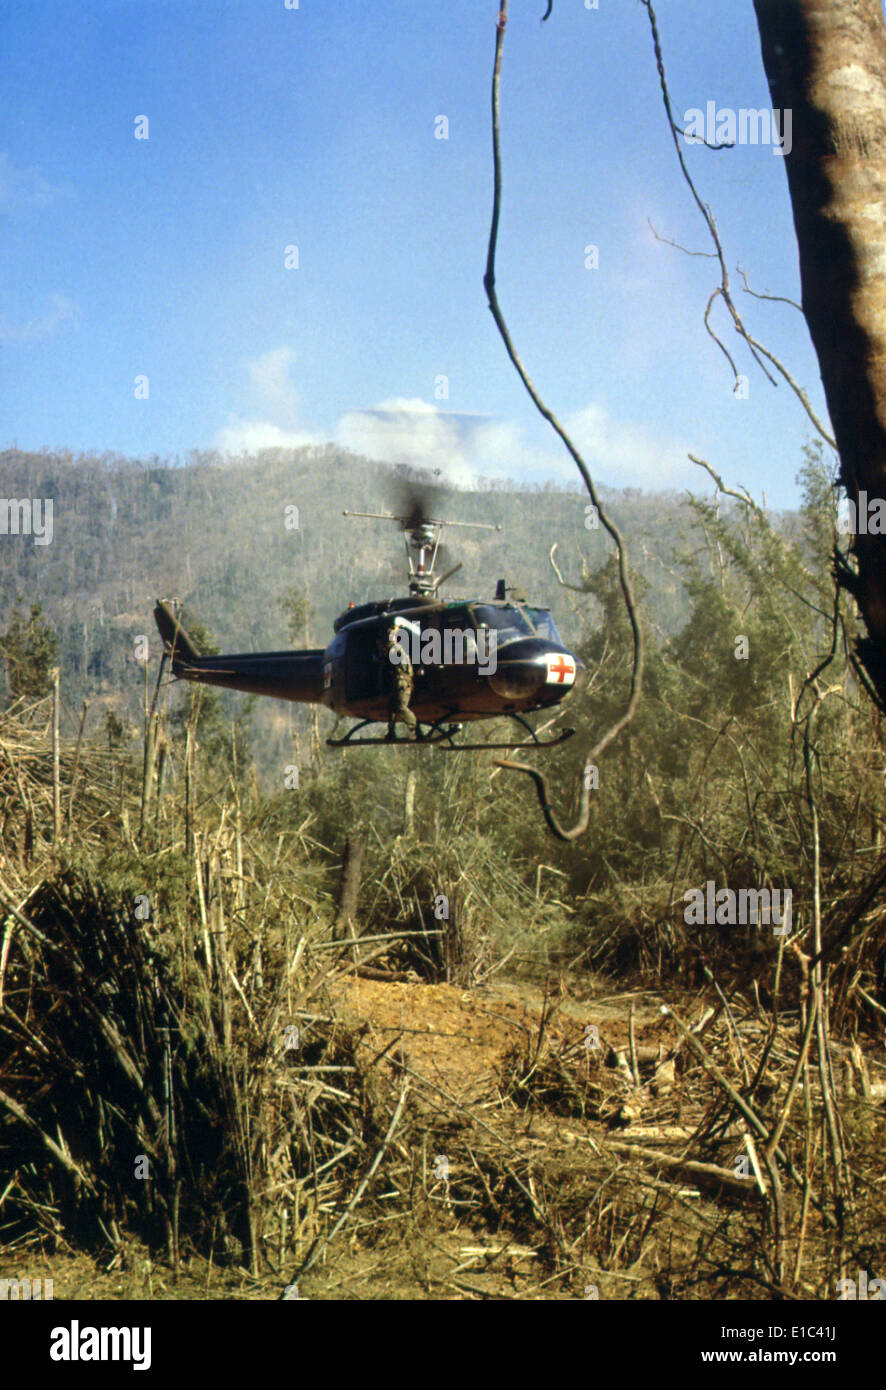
[{"xmin": 406, "ymin": 523, "xmax": 442, "ymax": 594}]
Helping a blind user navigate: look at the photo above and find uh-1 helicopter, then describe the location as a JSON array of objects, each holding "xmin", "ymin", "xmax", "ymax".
[{"xmin": 153, "ymin": 492, "xmax": 585, "ymax": 751}]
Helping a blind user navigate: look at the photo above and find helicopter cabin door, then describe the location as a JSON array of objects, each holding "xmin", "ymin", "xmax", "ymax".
[
  {"xmin": 345, "ymin": 626, "xmax": 383, "ymax": 702},
  {"xmin": 345, "ymin": 617, "xmax": 424, "ymax": 702}
]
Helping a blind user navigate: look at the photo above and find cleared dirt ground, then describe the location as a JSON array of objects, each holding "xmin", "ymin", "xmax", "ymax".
[{"xmin": 5, "ymin": 969, "xmax": 883, "ymax": 1301}]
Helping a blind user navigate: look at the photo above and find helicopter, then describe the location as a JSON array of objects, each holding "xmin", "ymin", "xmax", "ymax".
[{"xmin": 153, "ymin": 493, "xmax": 585, "ymax": 751}]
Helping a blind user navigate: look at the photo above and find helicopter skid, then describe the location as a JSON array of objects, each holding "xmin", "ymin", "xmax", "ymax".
[
  {"xmin": 438, "ymin": 727, "xmax": 575, "ymax": 752},
  {"xmin": 326, "ymin": 715, "xmax": 575, "ymax": 752},
  {"xmin": 326, "ymin": 719, "xmax": 461, "ymax": 748}
]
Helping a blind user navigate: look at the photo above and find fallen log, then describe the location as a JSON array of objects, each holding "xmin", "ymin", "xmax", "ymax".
[{"xmin": 605, "ymin": 1138, "xmax": 763, "ymax": 1200}]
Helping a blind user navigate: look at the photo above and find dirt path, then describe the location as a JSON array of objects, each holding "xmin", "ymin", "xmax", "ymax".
[{"xmin": 331, "ymin": 973, "xmax": 668, "ymax": 1103}]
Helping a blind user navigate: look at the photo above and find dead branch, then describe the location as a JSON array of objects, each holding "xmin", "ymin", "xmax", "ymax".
[
  {"xmin": 640, "ymin": 0, "xmax": 837, "ymax": 450},
  {"xmin": 484, "ymin": 0, "xmax": 644, "ymax": 837},
  {"xmin": 284, "ymin": 1077, "xmax": 410, "ymax": 1288}
]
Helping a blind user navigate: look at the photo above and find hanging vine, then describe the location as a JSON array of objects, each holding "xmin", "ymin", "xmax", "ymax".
[{"xmin": 482, "ymin": 0, "xmax": 644, "ymax": 839}]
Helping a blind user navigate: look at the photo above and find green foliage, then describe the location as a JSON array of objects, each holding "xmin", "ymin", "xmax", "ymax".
[
  {"xmin": 1, "ymin": 602, "xmax": 59, "ymax": 702},
  {"xmin": 0, "ymin": 443, "xmax": 689, "ymax": 754},
  {"xmin": 166, "ymin": 615, "xmax": 254, "ymax": 779},
  {"xmin": 103, "ymin": 707, "xmax": 133, "ymax": 750},
  {"xmin": 279, "ymin": 584, "xmax": 314, "ymax": 645},
  {"xmin": 2, "ymin": 439, "xmax": 881, "ymax": 1001},
  {"xmin": 491, "ymin": 442, "xmax": 882, "ymax": 987}
]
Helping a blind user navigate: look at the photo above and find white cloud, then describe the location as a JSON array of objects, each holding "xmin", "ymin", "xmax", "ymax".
[
  {"xmin": 214, "ymin": 346, "xmax": 319, "ymax": 454},
  {"xmin": 0, "ymin": 293, "xmax": 79, "ymax": 342},
  {"xmin": 564, "ymin": 403, "xmax": 695, "ymax": 489},
  {"xmin": 335, "ymin": 397, "xmax": 693, "ymax": 491},
  {"xmin": 214, "ymin": 417, "xmax": 318, "ymax": 454},
  {"xmin": 248, "ymin": 346, "xmax": 302, "ymax": 423},
  {"xmin": 0, "ymin": 153, "xmax": 72, "ymax": 211},
  {"xmin": 215, "ymin": 352, "xmax": 693, "ymax": 491},
  {"xmin": 471, "ymin": 418, "xmax": 561, "ymax": 480},
  {"xmin": 335, "ymin": 398, "xmax": 483, "ymax": 486}
]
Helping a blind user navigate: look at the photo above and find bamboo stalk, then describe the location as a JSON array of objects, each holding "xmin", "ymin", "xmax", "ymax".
[
  {"xmin": 65, "ymin": 698, "xmax": 90, "ymax": 837},
  {"xmin": 51, "ymin": 668, "xmax": 60, "ymax": 847}
]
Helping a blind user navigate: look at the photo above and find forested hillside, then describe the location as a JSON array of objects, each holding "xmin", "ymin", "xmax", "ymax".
[
  {"xmin": 7, "ymin": 437, "xmax": 886, "ymax": 1307},
  {"xmin": 0, "ymin": 442, "xmax": 706, "ymax": 753}
]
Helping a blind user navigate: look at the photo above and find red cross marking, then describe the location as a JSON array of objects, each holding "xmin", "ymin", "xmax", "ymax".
[{"xmin": 549, "ymin": 655, "xmax": 574, "ymax": 683}]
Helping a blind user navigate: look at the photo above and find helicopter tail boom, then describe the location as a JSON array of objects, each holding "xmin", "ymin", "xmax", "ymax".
[
  {"xmin": 153, "ymin": 601, "xmax": 325, "ymax": 705},
  {"xmin": 154, "ymin": 601, "xmax": 202, "ymax": 664}
]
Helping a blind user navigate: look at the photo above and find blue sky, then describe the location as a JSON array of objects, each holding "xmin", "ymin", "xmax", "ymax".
[{"xmin": 2, "ymin": 0, "xmax": 834, "ymax": 506}]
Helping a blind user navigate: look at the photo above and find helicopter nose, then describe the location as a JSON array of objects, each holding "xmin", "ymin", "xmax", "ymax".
[
  {"xmin": 489, "ymin": 661, "xmax": 547, "ymax": 701},
  {"xmin": 489, "ymin": 649, "xmax": 583, "ymax": 701}
]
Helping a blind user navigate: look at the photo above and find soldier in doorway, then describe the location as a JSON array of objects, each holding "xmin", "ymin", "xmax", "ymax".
[{"xmin": 377, "ymin": 623, "xmax": 417, "ymax": 738}]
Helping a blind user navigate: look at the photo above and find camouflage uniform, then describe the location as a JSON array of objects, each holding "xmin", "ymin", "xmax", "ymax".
[{"xmin": 379, "ymin": 626, "xmax": 417, "ymax": 735}]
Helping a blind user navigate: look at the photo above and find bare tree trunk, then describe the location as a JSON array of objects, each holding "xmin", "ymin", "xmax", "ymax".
[
  {"xmin": 139, "ymin": 712, "xmax": 158, "ymax": 840},
  {"xmin": 66, "ymin": 698, "xmax": 90, "ymax": 837},
  {"xmin": 754, "ymin": 0, "xmax": 886, "ymax": 701},
  {"xmin": 51, "ymin": 668, "xmax": 60, "ymax": 848},
  {"xmin": 310, "ymin": 705, "xmax": 320, "ymax": 767},
  {"xmin": 333, "ymin": 830, "xmax": 366, "ymax": 949},
  {"xmin": 403, "ymin": 770, "xmax": 416, "ymax": 838},
  {"xmin": 184, "ymin": 725, "xmax": 193, "ymax": 857},
  {"xmin": 154, "ymin": 733, "xmax": 167, "ymax": 831}
]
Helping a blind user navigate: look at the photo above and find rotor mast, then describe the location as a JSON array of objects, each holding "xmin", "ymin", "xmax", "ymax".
[{"xmin": 342, "ymin": 510, "xmax": 501, "ymax": 596}]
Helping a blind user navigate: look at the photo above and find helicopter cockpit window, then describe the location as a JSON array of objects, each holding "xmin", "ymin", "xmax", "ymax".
[
  {"xmin": 525, "ymin": 607, "xmax": 563, "ymax": 644},
  {"xmin": 442, "ymin": 607, "xmax": 472, "ymax": 630},
  {"xmin": 471, "ymin": 604, "xmax": 534, "ymax": 645},
  {"xmin": 440, "ymin": 607, "xmax": 479, "ymax": 663}
]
